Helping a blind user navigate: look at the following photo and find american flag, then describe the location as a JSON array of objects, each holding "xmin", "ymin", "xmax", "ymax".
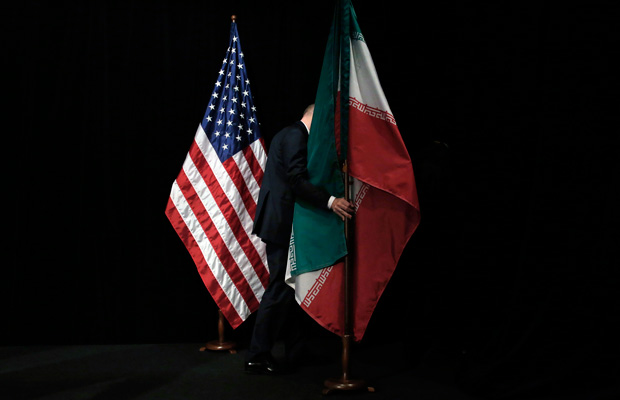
[{"xmin": 165, "ymin": 20, "xmax": 269, "ymax": 329}]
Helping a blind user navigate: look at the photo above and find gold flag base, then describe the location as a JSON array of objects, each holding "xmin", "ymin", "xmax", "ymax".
[
  {"xmin": 199, "ymin": 309, "xmax": 237, "ymax": 354},
  {"xmin": 200, "ymin": 340, "xmax": 236, "ymax": 353},
  {"xmin": 323, "ymin": 378, "xmax": 374, "ymax": 395}
]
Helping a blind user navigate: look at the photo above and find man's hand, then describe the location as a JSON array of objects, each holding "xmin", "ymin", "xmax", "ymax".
[{"xmin": 331, "ymin": 198, "xmax": 355, "ymax": 221}]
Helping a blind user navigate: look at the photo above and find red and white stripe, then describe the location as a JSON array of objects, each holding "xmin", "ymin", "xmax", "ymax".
[{"xmin": 166, "ymin": 124, "xmax": 268, "ymax": 328}]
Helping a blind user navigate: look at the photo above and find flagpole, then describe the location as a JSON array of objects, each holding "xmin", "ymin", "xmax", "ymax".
[
  {"xmin": 200, "ymin": 309, "xmax": 236, "ymax": 353},
  {"xmin": 198, "ymin": 14, "xmax": 242, "ymax": 355},
  {"xmin": 323, "ymin": 161, "xmax": 374, "ymax": 395}
]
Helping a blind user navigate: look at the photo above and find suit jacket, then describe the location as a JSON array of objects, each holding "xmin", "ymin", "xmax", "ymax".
[{"xmin": 252, "ymin": 121, "xmax": 331, "ymax": 246}]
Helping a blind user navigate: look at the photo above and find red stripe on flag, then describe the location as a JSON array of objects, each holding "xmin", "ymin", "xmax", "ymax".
[
  {"xmin": 349, "ymin": 104, "xmax": 419, "ymax": 208},
  {"xmin": 174, "ymin": 168, "xmax": 262, "ymax": 312},
  {"xmin": 299, "ymin": 184, "xmax": 420, "ymax": 342},
  {"xmin": 222, "ymin": 154, "xmax": 257, "ymax": 219},
  {"xmin": 242, "ymin": 144, "xmax": 264, "ymax": 193},
  {"xmin": 188, "ymin": 141, "xmax": 269, "ymax": 289},
  {"xmin": 164, "ymin": 197, "xmax": 244, "ymax": 328},
  {"xmin": 351, "ymin": 185, "xmax": 418, "ymax": 340},
  {"xmin": 302, "ymin": 262, "xmax": 345, "ymax": 337}
]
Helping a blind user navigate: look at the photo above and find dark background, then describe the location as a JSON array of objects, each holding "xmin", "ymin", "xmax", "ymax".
[{"xmin": 6, "ymin": 1, "xmax": 619, "ymax": 398}]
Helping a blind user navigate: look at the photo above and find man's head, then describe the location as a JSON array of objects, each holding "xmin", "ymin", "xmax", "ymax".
[{"xmin": 301, "ymin": 104, "xmax": 314, "ymax": 131}]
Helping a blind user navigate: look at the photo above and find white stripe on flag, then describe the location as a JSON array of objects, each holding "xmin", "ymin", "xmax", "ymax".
[
  {"xmin": 185, "ymin": 134, "xmax": 266, "ymax": 301},
  {"xmin": 194, "ymin": 125, "xmax": 268, "ymax": 271},
  {"xmin": 195, "ymin": 126, "xmax": 253, "ymax": 227},
  {"xmin": 169, "ymin": 180, "xmax": 251, "ymax": 320},
  {"xmin": 249, "ymin": 140, "xmax": 267, "ymax": 199},
  {"xmin": 349, "ymin": 36, "xmax": 393, "ymax": 115},
  {"xmin": 232, "ymin": 150, "xmax": 257, "ymax": 202}
]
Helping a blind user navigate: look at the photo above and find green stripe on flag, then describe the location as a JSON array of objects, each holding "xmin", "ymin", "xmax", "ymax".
[{"xmin": 290, "ymin": 0, "xmax": 355, "ymax": 276}]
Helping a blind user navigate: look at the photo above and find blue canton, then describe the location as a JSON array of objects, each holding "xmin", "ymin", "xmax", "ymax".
[{"xmin": 202, "ymin": 22, "xmax": 261, "ymax": 163}]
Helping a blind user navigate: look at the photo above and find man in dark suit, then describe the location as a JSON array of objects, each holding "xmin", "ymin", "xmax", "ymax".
[{"xmin": 245, "ymin": 104, "xmax": 354, "ymax": 374}]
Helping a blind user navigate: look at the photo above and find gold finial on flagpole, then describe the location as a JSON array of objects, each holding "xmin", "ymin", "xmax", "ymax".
[{"xmin": 231, "ymin": 15, "xmax": 237, "ymax": 23}]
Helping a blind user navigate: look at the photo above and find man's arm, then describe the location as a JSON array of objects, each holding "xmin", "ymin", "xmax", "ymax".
[
  {"xmin": 283, "ymin": 128, "xmax": 354, "ymax": 219},
  {"xmin": 283, "ymin": 128, "xmax": 331, "ymax": 208}
]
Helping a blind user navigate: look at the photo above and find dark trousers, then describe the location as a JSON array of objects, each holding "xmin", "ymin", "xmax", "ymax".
[{"xmin": 246, "ymin": 242, "xmax": 305, "ymax": 363}]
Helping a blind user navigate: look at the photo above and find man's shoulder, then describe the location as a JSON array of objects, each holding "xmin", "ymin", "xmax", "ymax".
[
  {"xmin": 272, "ymin": 121, "xmax": 305, "ymax": 143},
  {"xmin": 278, "ymin": 121, "xmax": 305, "ymax": 135}
]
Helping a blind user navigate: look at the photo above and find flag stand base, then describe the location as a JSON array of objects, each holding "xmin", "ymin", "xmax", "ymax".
[
  {"xmin": 321, "ymin": 335, "xmax": 374, "ymax": 395},
  {"xmin": 200, "ymin": 340, "xmax": 236, "ymax": 353},
  {"xmin": 322, "ymin": 378, "xmax": 374, "ymax": 395},
  {"xmin": 199, "ymin": 309, "xmax": 237, "ymax": 354}
]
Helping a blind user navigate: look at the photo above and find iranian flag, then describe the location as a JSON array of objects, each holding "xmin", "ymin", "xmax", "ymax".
[{"xmin": 286, "ymin": 0, "xmax": 420, "ymax": 341}]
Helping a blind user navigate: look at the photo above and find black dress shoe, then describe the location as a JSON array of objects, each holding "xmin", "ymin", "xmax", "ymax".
[{"xmin": 244, "ymin": 356, "xmax": 281, "ymax": 375}]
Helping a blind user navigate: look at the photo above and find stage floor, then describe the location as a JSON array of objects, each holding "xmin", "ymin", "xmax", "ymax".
[{"xmin": 1, "ymin": 340, "xmax": 616, "ymax": 400}]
